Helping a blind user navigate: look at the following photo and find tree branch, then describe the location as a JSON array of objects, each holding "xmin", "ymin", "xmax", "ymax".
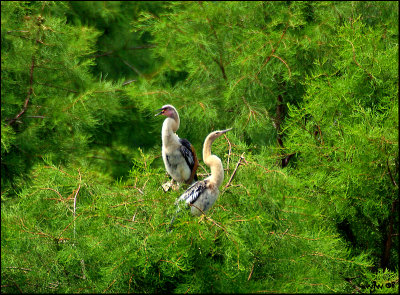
[
  {"xmin": 7, "ymin": 56, "xmax": 35, "ymax": 126},
  {"xmin": 225, "ymin": 152, "xmax": 245, "ymax": 188},
  {"xmin": 36, "ymin": 82, "xmax": 78, "ymax": 93},
  {"xmin": 347, "ymin": 40, "xmax": 376, "ymax": 84},
  {"xmin": 255, "ymin": 21, "xmax": 289, "ymax": 78},
  {"xmin": 381, "ymin": 199, "xmax": 398, "ymax": 269},
  {"xmin": 387, "ymin": 158, "xmax": 398, "ymax": 187},
  {"xmin": 198, "ymin": 1, "xmax": 228, "ymax": 81}
]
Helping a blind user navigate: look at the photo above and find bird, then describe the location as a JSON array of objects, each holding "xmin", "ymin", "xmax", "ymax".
[
  {"xmin": 155, "ymin": 105, "xmax": 199, "ymax": 188},
  {"xmin": 169, "ymin": 128, "xmax": 232, "ymax": 230}
]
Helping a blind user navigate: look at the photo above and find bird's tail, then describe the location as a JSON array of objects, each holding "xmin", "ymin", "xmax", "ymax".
[
  {"xmin": 167, "ymin": 208, "xmax": 181, "ymax": 232},
  {"xmin": 167, "ymin": 200, "xmax": 188, "ymax": 232}
]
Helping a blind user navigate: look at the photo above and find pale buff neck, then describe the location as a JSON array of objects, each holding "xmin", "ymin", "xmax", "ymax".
[
  {"xmin": 203, "ymin": 135, "xmax": 224, "ymax": 188},
  {"xmin": 162, "ymin": 116, "xmax": 180, "ymax": 146}
]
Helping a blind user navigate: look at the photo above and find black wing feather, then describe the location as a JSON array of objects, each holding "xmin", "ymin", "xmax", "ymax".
[
  {"xmin": 178, "ymin": 180, "xmax": 208, "ymax": 205},
  {"xmin": 179, "ymin": 138, "xmax": 195, "ymax": 170},
  {"xmin": 168, "ymin": 179, "xmax": 207, "ymax": 232}
]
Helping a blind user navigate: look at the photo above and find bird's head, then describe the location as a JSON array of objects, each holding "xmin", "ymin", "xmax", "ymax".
[
  {"xmin": 208, "ymin": 128, "xmax": 232, "ymax": 141},
  {"xmin": 155, "ymin": 105, "xmax": 178, "ymax": 119}
]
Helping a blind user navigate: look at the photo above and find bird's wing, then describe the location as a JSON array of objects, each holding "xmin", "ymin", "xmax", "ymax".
[
  {"xmin": 178, "ymin": 180, "xmax": 208, "ymax": 205},
  {"xmin": 179, "ymin": 138, "xmax": 199, "ymax": 182},
  {"xmin": 179, "ymin": 138, "xmax": 196, "ymax": 168}
]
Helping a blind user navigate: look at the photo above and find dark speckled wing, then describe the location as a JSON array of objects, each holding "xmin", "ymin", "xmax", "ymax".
[
  {"xmin": 179, "ymin": 180, "xmax": 208, "ymax": 205},
  {"xmin": 179, "ymin": 138, "xmax": 195, "ymax": 168},
  {"xmin": 179, "ymin": 138, "xmax": 199, "ymax": 182}
]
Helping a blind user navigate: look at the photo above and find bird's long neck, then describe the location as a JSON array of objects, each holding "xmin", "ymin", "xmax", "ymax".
[
  {"xmin": 162, "ymin": 117, "xmax": 180, "ymax": 146},
  {"xmin": 203, "ymin": 136, "xmax": 224, "ymax": 188}
]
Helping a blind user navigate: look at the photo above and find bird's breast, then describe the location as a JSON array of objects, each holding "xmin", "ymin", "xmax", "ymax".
[{"xmin": 163, "ymin": 148, "xmax": 191, "ymax": 182}]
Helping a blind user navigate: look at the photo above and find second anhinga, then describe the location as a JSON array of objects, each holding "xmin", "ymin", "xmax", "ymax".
[
  {"xmin": 155, "ymin": 105, "xmax": 199, "ymax": 187},
  {"xmin": 169, "ymin": 128, "xmax": 232, "ymax": 229}
]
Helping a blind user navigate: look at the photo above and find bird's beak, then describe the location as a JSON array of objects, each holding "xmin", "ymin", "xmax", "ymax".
[
  {"xmin": 220, "ymin": 128, "xmax": 233, "ymax": 134},
  {"xmin": 155, "ymin": 108, "xmax": 164, "ymax": 117}
]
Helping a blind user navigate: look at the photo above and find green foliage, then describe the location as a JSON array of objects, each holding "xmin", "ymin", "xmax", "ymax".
[
  {"xmin": 65, "ymin": 1, "xmax": 165, "ymax": 80},
  {"xmin": 282, "ymin": 7, "xmax": 398, "ymax": 270},
  {"xmin": 1, "ymin": 147, "xmax": 373, "ymax": 293},
  {"xmin": 1, "ymin": 1, "xmax": 125, "ymax": 184},
  {"xmin": 1, "ymin": 1, "xmax": 398, "ymax": 293}
]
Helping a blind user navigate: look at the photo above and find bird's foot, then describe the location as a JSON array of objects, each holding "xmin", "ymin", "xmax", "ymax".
[{"xmin": 162, "ymin": 180, "xmax": 180, "ymax": 192}]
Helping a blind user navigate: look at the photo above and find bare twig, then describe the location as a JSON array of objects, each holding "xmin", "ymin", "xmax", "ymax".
[
  {"xmin": 103, "ymin": 279, "xmax": 117, "ymax": 293},
  {"xmin": 225, "ymin": 152, "xmax": 245, "ymax": 188},
  {"xmin": 224, "ymin": 133, "xmax": 232, "ymax": 173},
  {"xmin": 73, "ymin": 169, "xmax": 82, "ymax": 241},
  {"xmin": 7, "ymin": 30, "xmax": 29, "ymax": 33},
  {"xmin": 248, "ymin": 263, "xmax": 255, "ymax": 281},
  {"xmin": 122, "ymin": 80, "xmax": 136, "ymax": 86},
  {"xmin": 198, "ymin": 163, "xmax": 210, "ymax": 175},
  {"xmin": 57, "ymin": 212, "xmax": 83, "ymax": 241},
  {"xmin": 25, "ymin": 116, "xmax": 46, "ymax": 119},
  {"xmin": 6, "ymin": 267, "xmax": 32, "ymax": 272},
  {"xmin": 122, "ymin": 59, "xmax": 143, "ymax": 76},
  {"xmin": 123, "ymin": 185, "xmax": 144, "ymax": 195}
]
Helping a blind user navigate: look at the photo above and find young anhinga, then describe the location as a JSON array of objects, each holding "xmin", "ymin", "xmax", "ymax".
[
  {"xmin": 169, "ymin": 128, "xmax": 232, "ymax": 229},
  {"xmin": 155, "ymin": 105, "xmax": 199, "ymax": 186}
]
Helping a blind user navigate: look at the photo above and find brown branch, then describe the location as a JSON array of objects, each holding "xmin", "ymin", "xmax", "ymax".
[
  {"xmin": 211, "ymin": 56, "xmax": 228, "ymax": 81},
  {"xmin": 255, "ymin": 21, "xmax": 289, "ymax": 78},
  {"xmin": 198, "ymin": 2, "xmax": 227, "ymax": 81},
  {"xmin": 36, "ymin": 82, "xmax": 78, "ymax": 93},
  {"xmin": 7, "ymin": 56, "xmax": 35, "ymax": 126},
  {"xmin": 271, "ymin": 54, "xmax": 291, "ymax": 78},
  {"xmin": 347, "ymin": 40, "xmax": 376, "ymax": 84},
  {"xmin": 57, "ymin": 212, "xmax": 83, "ymax": 241},
  {"xmin": 224, "ymin": 152, "xmax": 245, "ymax": 188},
  {"xmin": 94, "ymin": 45, "xmax": 156, "ymax": 58},
  {"xmin": 381, "ymin": 198, "xmax": 398, "ymax": 269},
  {"xmin": 345, "ymin": 277, "xmax": 362, "ymax": 293},
  {"xmin": 191, "ymin": 203, "xmax": 238, "ymax": 247},
  {"xmin": 315, "ymin": 124, "xmax": 324, "ymax": 145},
  {"xmin": 103, "ymin": 279, "xmax": 117, "ymax": 293},
  {"xmin": 25, "ymin": 116, "xmax": 46, "ymax": 119},
  {"xmin": 248, "ymin": 263, "xmax": 255, "ymax": 281},
  {"xmin": 121, "ymin": 59, "xmax": 143, "ymax": 76},
  {"xmin": 275, "ymin": 94, "xmax": 284, "ymax": 148},
  {"xmin": 39, "ymin": 187, "xmax": 65, "ymax": 201},
  {"xmin": 244, "ymin": 159, "xmax": 287, "ymax": 177},
  {"xmin": 387, "ymin": 158, "xmax": 398, "ymax": 187}
]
